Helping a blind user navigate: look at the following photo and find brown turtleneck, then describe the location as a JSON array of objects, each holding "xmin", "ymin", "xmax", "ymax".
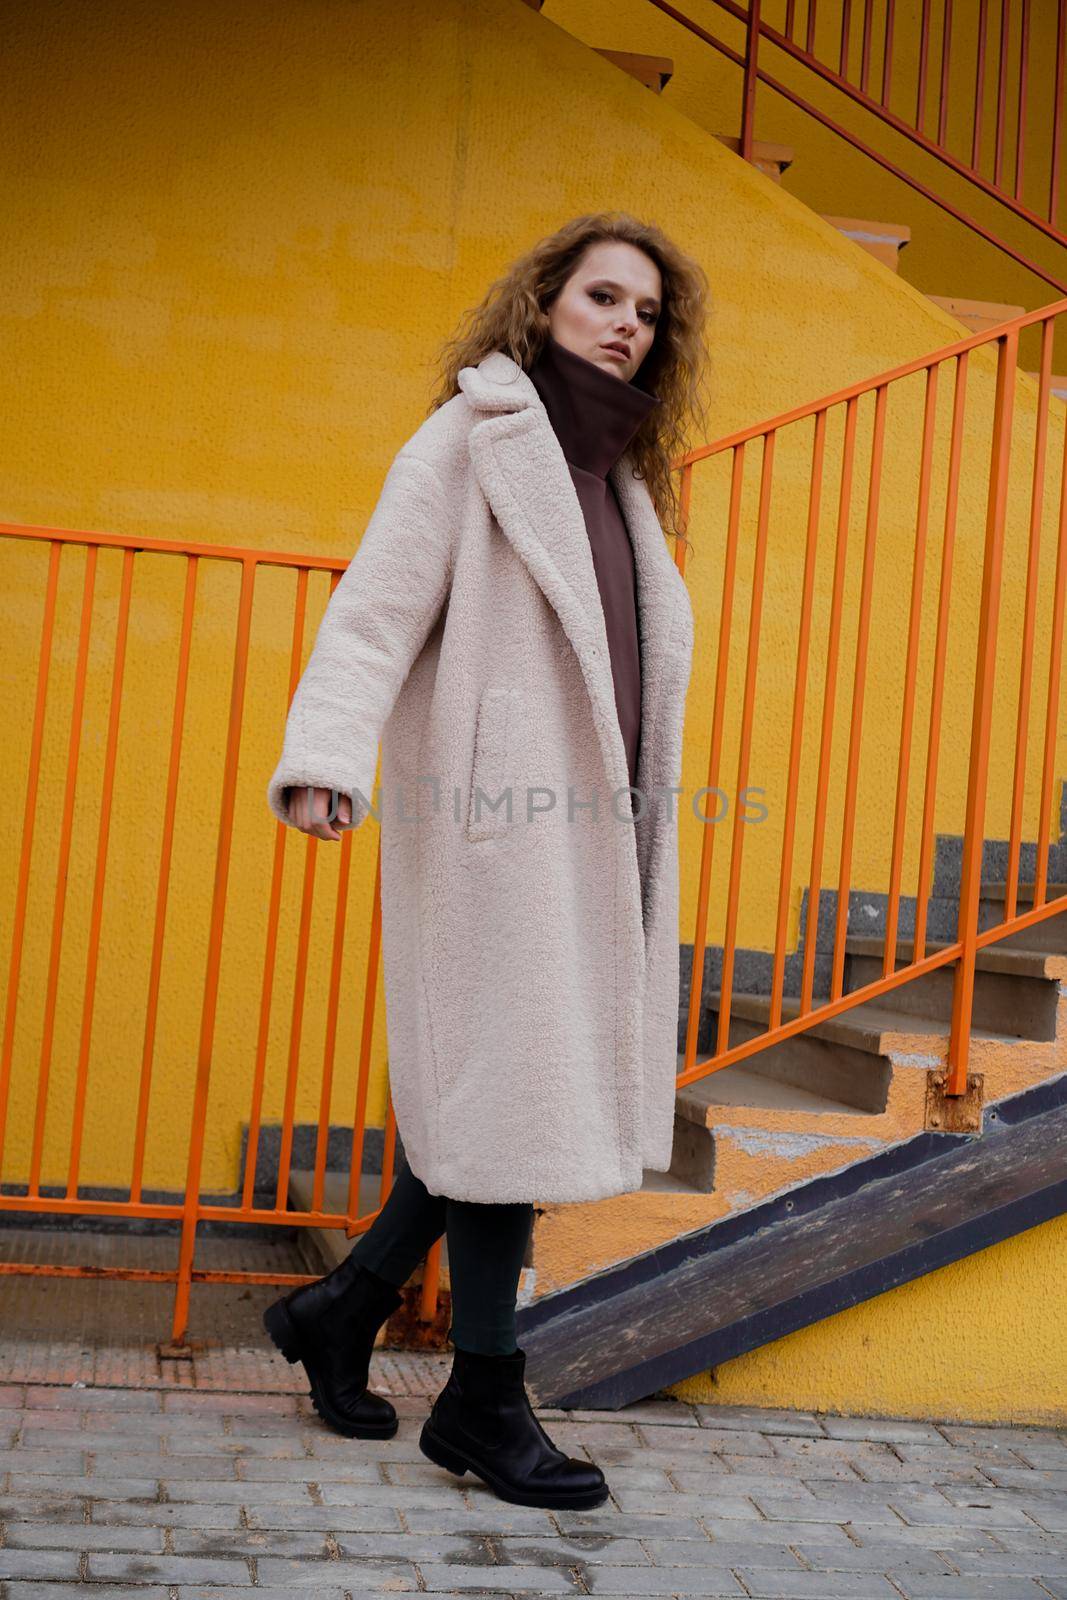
[{"xmin": 527, "ymin": 333, "xmax": 662, "ymax": 793}]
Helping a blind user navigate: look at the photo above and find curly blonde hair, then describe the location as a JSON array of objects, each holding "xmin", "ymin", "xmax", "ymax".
[{"xmin": 426, "ymin": 212, "xmax": 713, "ymax": 560}]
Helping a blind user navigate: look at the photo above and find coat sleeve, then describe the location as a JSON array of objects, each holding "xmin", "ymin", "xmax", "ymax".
[{"xmin": 266, "ymin": 447, "xmax": 455, "ymax": 831}]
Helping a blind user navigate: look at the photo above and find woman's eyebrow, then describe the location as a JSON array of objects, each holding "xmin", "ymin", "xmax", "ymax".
[{"xmin": 587, "ymin": 277, "xmax": 661, "ymax": 309}]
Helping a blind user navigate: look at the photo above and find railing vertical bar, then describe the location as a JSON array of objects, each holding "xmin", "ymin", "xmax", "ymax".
[
  {"xmin": 881, "ymin": 0, "xmax": 895, "ymax": 108},
  {"xmin": 170, "ymin": 557, "xmax": 258, "ymax": 1343},
  {"xmin": 801, "ymin": 399, "xmax": 858, "ymax": 1012},
  {"xmin": 273, "ymin": 840, "xmax": 319, "ymax": 1212},
  {"xmin": 993, "ymin": 0, "xmax": 1011, "ymax": 190},
  {"xmin": 681, "ymin": 449, "xmax": 743, "ymax": 1076},
  {"xmin": 806, "ymin": 0, "xmax": 817, "ymax": 56},
  {"xmin": 769, "ymin": 412, "xmax": 826, "ymax": 1030},
  {"xmin": 971, "ymin": 0, "xmax": 989, "ymax": 172},
  {"xmin": 1051, "ymin": 0, "xmax": 1066, "ymax": 226},
  {"xmin": 311, "ymin": 817, "xmax": 357, "ymax": 1214},
  {"xmin": 1013, "ymin": 0, "xmax": 1029, "ymax": 203},
  {"xmin": 839, "ymin": 0, "xmax": 851, "ymax": 80},
  {"xmin": 917, "ymin": 0, "xmax": 933, "ymax": 133},
  {"xmin": 346, "ymin": 840, "xmax": 384, "ymax": 1221},
  {"xmin": 0, "ymin": 541, "xmax": 62, "ymax": 1181},
  {"xmin": 66, "ymin": 547, "xmax": 136, "ymax": 1196},
  {"xmin": 739, "ymin": 0, "xmax": 761, "ymax": 162},
  {"xmin": 913, "ymin": 354, "xmax": 969, "ymax": 960},
  {"xmin": 946, "ymin": 329, "xmax": 1018, "ymax": 1098},
  {"xmin": 830, "ymin": 385, "xmax": 888, "ymax": 1002},
  {"xmin": 28, "ymin": 545, "xmax": 99, "ymax": 1197},
  {"xmin": 860, "ymin": 0, "xmax": 873, "ymax": 96},
  {"xmin": 244, "ymin": 566, "xmax": 314, "ymax": 1210},
  {"xmin": 884, "ymin": 366, "xmax": 938, "ymax": 973},
  {"xmin": 1032, "ymin": 377, "xmax": 1067, "ymax": 908},
  {"xmin": 716, "ymin": 432, "xmax": 774, "ymax": 1058},
  {"xmin": 937, "ymin": 0, "xmax": 953, "ymax": 147},
  {"xmin": 1004, "ymin": 315, "xmax": 1055, "ymax": 919},
  {"xmin": 130, "ymin": 556, "xmax": 199, "ymax": 1203}
]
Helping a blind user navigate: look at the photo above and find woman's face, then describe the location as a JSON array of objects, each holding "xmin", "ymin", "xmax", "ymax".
[{"xmin": 546, "ymin": 239, "xmax": 662, "ymax": 384}]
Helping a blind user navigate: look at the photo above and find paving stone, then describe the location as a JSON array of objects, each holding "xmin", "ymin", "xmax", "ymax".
[
  {"xmin": 334, "ymin": 1530, "xmax": 504, "ymax": 1563},
  {"xmin": 641, "ymin": 1535, "xmax": 799, "ymax": 1568},
  {"xmin": 788, "ymin": 1541, "xmax": 955, "ymax": 1573},
  {"xmin": 818, "ymin": 1416, "xmax": 948, "ymax": 1445},
  {"xmin": 3, "ymin": 1521, "xmax": 164, "ymax": 1552},
  {"xmin": 644, "ymin": 1422, "xmax": 779, "ymax": 1455},
  {"xmin": 89, "ymin": 1501, "xmax": 244, "ymax": 1529},
  {"xmin": 693, "ymin": 1405, "xmax": 824, "ymax": 1436},
  {"xmin": 569, "ymin": 1570, "xmax": 748, "ymax": 1595},
  {"xmin": 608, "ymin": 1487, "xmax": 762, "ymax": 1517},
  {"xmin": 555, "ymin": 1509, "xmax": 715, "ymax": 1540},
  {"xmin": 170, "ymin": 1527, "xmax": 330, "ymax": 1557},
  {"xmin": 501, "ymin": 1534, "xmax": 653, "ymax": 1565},
  {"xmin": 734, "ymin": 1571, "xmax": 901, "ymax": 1596},
  {"xmin": 0, "ymin": 1548, "xmax": 83, "ymax": 1581},
  {"xmin": 242, "ymin": 1502, "xmax": 403, "ymax": 1532},
  {"xmin": 11, "ymin": 1472, "xmax": 161, "ymax": 1500},
  {"xmin": 883, "ymin": 1576, "xmax": 1050, "ymax": 1598},
  {"xmin": 4, "ymin": 1589, "xmax": 171, "ymax": 1600},
  {"xmin": 402, "ymin": 1502, "xmax": 559, "ymax": 1534},
  {"xmin": 949, "ymin": 1547, "xmax": 1067, "ymax": 1577},
  {"xmin": 256, "ymin": 1556, "xmax": 419, "ymax": 1588},
  {"xmin": 415, "ymin": 1560, "xmax": 597, "ymax": 1592},
  {"xmin": 88, "ymin": 1552, "xmax": 254, "ymax": 1584}
]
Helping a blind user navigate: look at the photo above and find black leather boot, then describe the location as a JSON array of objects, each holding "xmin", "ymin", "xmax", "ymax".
[
  {"xmin": 263, "ymin": 1254, "xmax": 404, "ymax": 1438},
  {"xmin": 419, "ymin": 1343, "xmax": 610, "ymax": 1508}
]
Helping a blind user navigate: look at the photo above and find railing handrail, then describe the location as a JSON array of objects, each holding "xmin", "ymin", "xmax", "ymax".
[{"xmin": 677, "ymin": 296, "xmax": 1067, "ymax": 469}]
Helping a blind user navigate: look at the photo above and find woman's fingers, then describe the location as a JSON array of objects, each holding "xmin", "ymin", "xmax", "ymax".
[{"xmin": 292, "ymin": 785, "xmax": 345, "ymax": 841}]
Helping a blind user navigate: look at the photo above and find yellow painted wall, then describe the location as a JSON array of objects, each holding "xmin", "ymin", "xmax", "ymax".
[
  {"xmin": 1, "ymin": 0, "xmax": 1064, "ymax": 1407},
  {"xmin": 667, "ymin": 1211, "xmax": 1067, "ymax": 1427}
]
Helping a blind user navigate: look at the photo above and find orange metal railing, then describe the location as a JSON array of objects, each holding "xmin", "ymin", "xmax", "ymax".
[
  {"xmin": 646, "ymin": 0, "xmax": 1067, "ymax": 295},
  {"xmin": 0, "ymin": 525, "xmax": 442, "ymax": 1342},
  {"xmin": 2, "ymin": 302, "xmax": 1065, "ymax": 1342},
  {"xmin": 673, "ymin": 295, "xmax": 1067, "ymax": 1100}
]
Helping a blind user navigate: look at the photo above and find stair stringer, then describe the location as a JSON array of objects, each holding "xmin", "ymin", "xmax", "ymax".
[{"xmin": 516, "ymin": 1067, "xmax": 1067, "ymax": 1410}]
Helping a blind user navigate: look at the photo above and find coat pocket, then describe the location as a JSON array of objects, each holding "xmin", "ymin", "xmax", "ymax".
[{"xmin": 466, "ymin": 684, "xmax": 519, "ymax": 842}]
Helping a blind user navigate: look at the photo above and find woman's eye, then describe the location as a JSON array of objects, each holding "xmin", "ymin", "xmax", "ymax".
[{"xmin": 591, "ymin": 289, "xmax": 657, "ymax": 324}]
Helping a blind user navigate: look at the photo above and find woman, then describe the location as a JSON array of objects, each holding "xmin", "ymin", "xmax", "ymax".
[{"xmin": 264, "ymin": 213, "xmax": 710, "ymax": 1510}]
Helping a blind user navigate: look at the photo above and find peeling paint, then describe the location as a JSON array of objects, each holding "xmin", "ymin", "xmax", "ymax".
[{"xmin": 714, "ymin": 1126, "xmax": 887, "ymax": 1157}]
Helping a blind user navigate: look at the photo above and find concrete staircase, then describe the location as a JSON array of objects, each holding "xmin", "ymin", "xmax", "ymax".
[{"xmin": 526, "ymin": 787, "xmax": 1067, "ymax": 1305}]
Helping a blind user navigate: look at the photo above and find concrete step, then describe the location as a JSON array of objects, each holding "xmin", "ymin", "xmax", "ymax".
[
  {"xmin": 926, "ymin": 293, "xmax": 1027, "ymax": 334},
  {"xmin": 844, "ymin": 934, "xmax": 1066, "ymax": 1038},
  {"xmin": 713, "ymin": 133, "xmax": 795, "ymax": 183},
  {"xmin": 1022, "ymin": 371, "xmax": 1067, "ymax": 400},
  {"xmin": 979, "ymin": 881, "xmax": 1067, "ymax": 952},
  {"xmin": 820, "ymin": 214, "xmax": 911, "ymax": 271},
  {"xmin": 593, "ymin": 48, "xmax": 674, "ymax": 93}
]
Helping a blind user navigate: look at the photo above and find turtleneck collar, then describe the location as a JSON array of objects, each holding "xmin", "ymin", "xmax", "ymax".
[{"xmin": 527, "ymin": 331, "xmax": 662, "ymax": 480}]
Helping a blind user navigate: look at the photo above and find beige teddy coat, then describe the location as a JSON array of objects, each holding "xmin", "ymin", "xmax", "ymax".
[{"xmin": 267, "ymin": 349, "xmax": 695, "ymax": 1204}]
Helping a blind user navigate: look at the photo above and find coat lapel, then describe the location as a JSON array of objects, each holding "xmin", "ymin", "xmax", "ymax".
[{"xmin": 459, "ymin": 350, "xmax": 684, "ymax": 827}]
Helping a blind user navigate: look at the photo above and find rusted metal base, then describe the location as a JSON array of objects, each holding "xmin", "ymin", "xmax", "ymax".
[
  {"xmin": 383, "ymin": 1284, "xmax": 453, "ymax": 1350},
  {"xmin": 925, "ymin": 1069, "xmax": 984, "ymax": 1133}
]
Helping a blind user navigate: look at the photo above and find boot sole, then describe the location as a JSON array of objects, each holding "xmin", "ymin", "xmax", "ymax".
[
  {"xmin": 262, "ymin": 1299, "xmax": 398, "ymax": 1440},
  {"xmin": 419, "ymin": 1419, "xmax": 610, "ymax": 1509}
]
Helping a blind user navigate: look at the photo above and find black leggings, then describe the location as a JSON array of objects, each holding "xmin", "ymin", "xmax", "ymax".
[{"xmin": 347, "ymin": 1159, "xmax": 534, "ymax": 1355}]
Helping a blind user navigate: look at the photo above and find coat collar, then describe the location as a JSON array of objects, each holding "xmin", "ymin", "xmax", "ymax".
[{"xmin": 457, "ymin": 348, "xmax": 687, "ymax": 826}]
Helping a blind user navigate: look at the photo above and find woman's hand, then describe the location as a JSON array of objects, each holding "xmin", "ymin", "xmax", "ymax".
[{"xmin": 286, "ymin": 785, "xmax": 353, "ymax": 841}]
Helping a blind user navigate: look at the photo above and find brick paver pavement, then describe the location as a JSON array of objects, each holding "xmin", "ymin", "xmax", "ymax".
[{"xmin": 1, "ymin": 1353, "xmax": 1066, "ymax": 1599}]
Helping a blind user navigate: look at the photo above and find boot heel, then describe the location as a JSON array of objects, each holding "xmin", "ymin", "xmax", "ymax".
[
  {"xmin": 419, "ymin": 1420, "xmax": 468, "ymax": 1478},
  {"xmin": 263, "ymin": 1299, "xmax": 301, "ymax": 1364}
]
